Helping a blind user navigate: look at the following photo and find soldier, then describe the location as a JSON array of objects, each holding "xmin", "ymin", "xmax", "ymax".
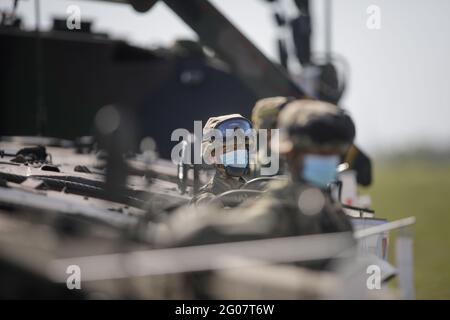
[
  {"xmin": 151, "ymin": 100, "xmax": 356, "ymax": 298},
  {"xmin": 159, "ymin": 99, "xmax": 356, "ymax": 247},
  {"xmin": 191, "ymin": 114, "xmax": 253, "ymax": 205},
  {"xmin": 151, "ymin": 100, "xmax": 357, "ymax": 298},
  {"xmin": 250, "ymin": 96, "xmax": 294, "ymax": 177}
]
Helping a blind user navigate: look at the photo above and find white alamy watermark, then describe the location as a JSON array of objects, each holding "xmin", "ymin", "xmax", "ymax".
[
  {"xmin": 66, "ymin": 5, "xmax": 81, "ymax": 30},
  {"xmin": 366, "ymin": 5, "xmax": 381, "ymax": 30},
  {"xmin": 66, "ymin": 265, "xmax": 81, "ymax": 290},
  {"xmin": 170, "ymin": 121, "xmax": 281, "ymax": 176},
  {"xmin": 366, "ymin": 264, "xmax": 381, "ymax": 290}
]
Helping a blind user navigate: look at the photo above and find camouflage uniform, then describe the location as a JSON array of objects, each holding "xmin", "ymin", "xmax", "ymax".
[
  {"xmin": 162, "ymin": 100, "xmax": 355, "ymax": 249},
  {"xmin": 251, "ymin": 96, "xmax": 292, "ymax": 130},
  {"xmin": 191, "ymin": 114, "xmax": 251, "ymax": 205},
  {"xmin": 167, "ymin": 179, "xmax": 353, "ymax": 248},
  {"xmin": 249, "ymin": 96, "xmax": 294, "ymax": 177},
  {"xmin": 191, "ymin": 170, "xmax": 246, "ymax": 205},
  {"xmin": 154, "ymin": 100, "xmax": 356, "ymax": 298}
]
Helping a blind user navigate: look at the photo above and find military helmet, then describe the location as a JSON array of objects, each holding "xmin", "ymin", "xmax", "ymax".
[
  {"xmin": 251, "ymin": 96, "xmax": 294, "ymax": 130},
  {"xmin": 202, "ymin": 114, "xmax": 252, "ymax": 163},
  {"xmin": 278, "ymin": 100, "xmax": 355, "ymax": 154}
]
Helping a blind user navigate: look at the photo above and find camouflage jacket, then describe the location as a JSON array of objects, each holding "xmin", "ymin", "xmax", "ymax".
[
  {"xmin": 191, "ymin": 172, "xmax": 246, "ymax": 205},
  {"xmin": 154, "ymin": 179, "xmax": 355, "ymax": 298},
  {"xmin": 248, "ymin": 153, "xmax": 288, "ymax": 178},
  {"xmin": 162, "ymin": 179, "xmax": 353, "ymax": 248}
]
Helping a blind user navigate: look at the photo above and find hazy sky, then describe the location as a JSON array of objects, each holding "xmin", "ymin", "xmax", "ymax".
[{"xmin": 3, "ymin": 0, "xmax": 450, "ymax": 154}]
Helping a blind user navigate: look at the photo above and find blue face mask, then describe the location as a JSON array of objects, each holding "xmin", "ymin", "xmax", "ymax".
[
  {"xmin": 220, "ymin": 149, "xmax": 248, "ymax": 177},
  {"xmin": 301, "ymin": 154, "xmax": 339, "ymax": 188}
]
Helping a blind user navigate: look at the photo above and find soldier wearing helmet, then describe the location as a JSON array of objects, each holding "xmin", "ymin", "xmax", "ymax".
[
  {"xmin": 278, "ymin": 99, "xmax": 355, "ymax": 189},
  {"xmin": 160, "ymin": 100, "xmax": 355, "ymax": 248},
  {"xmin": 191, "ymin": 114, "xmax": 253, "ymax": 205},
  {"xmin": 250, "ymin": 96, "xmax": 294, "ymax": 177},
  {"xmin": 150, "ymin": 100, "xmax": 360, "ymax": 298}
]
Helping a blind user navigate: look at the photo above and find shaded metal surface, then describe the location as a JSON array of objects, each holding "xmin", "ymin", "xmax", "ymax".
[{"xmin": 86, "ymin": 0, "xmax": 306, "ymax": 98}]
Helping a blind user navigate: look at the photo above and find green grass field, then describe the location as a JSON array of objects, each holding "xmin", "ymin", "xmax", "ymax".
[{"xmin": 363, "ymin": 160, "xmax": 450, "ymax": 299}]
